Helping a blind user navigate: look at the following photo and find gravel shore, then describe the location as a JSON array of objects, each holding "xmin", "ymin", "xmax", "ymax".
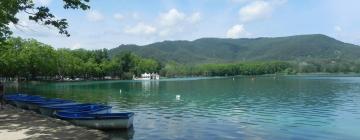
[{"xmin": 0, "ymin": 105, "xmax": 109, "ymax": 140}]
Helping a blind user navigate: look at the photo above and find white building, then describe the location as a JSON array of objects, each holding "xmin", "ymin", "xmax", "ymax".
[{"xmin": 133, "ymin": 72, "xmax": 160, "ymax": 80}]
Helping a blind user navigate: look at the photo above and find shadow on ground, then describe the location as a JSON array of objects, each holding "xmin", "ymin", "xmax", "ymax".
[{"xmin": 0, "ymin": 105, "xmax": 108, "ymax": 140}]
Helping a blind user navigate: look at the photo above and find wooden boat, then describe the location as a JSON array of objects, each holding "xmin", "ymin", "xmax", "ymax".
[
  {"xmin": 27, "ymin": 99, "xmax": 74, "ymax": 112},
  {"xmin": 55, "ymin": 112, "xmax": 135, "ymax": 129},
  {"xmin": 39, "ymin": 103, "xmax": 99, "ymax": 117}
]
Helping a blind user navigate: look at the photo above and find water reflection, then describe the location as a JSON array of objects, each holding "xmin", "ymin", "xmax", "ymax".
[{"xmin": 140, "ymin": 80, "xmax": 159, "ymax": 93}]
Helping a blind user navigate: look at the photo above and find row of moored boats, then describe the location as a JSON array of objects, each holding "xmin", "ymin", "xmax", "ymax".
[{"xmin": 5, "ymin": 94, "xmax": 134, "ymax": 129}]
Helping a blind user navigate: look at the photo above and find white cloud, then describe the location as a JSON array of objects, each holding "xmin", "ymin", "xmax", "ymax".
[
  {"xmin": 239, "ymin": 1, "xmax": 272, "ymax": 22},
  {"xmin": 239, "ymin": 0, "xmax": 286, "ymax": 22},
  {"xmin": 33, "ymin": 0, "xmax": 52, "ymax": 6},
  {"xmin": 113, "ymin": 13, "xmax": 124, "ymax": 21},
  {"xmin": 159, "ymin": 9, "xmax": 186, "ymax": 26},
  {"xmin": 334, "ymin": 25, "xmax": 342, "ymax": 32},
  {"xmin": 226, "ymin": 24, "xmax": 250, "ymax": 38},
  {"xmin": 124, "ymin": 23, "xmax": 157, "ymax": 35},
  {"xmin": 156, "ymin": 9, "xmax": 201, "ymax": 36},
  {"xmin": 86, "ymin": 10, "xmax": 104, "ymax": 22},
  {"xmin": 188, "ymin": 12, "xmax": 201, "ymax": 23}
]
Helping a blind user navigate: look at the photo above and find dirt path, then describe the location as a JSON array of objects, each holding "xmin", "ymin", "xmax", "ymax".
[{"xmin": 0, "ymin": 105, "xmax": 108, "ymax": 140}]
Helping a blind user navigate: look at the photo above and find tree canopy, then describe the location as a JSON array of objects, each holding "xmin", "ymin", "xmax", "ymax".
[
  {"xmin": 0, "ymin": 0, "xmax": 90, "ymax": 42},
  {"xmin": 0, "ymin": 37, "xmax": 161, "ymax": 80}
]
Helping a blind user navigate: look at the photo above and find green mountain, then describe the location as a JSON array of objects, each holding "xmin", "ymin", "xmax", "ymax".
[{"xmin": 109, "ymin": 34, "xmax": 360, "ymax": 64}]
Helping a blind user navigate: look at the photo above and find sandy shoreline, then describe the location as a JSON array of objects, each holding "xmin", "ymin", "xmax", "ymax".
[{"xmin": 0, "ymin": 105, "xmax": 108, "ymax": 140}]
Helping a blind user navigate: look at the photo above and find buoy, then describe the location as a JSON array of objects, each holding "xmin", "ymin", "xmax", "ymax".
[
  {"xmin": 233, "ymin": 78, "xmax": 235, "ymax": 80},
  {"xmin": 176, "ymin": 95, "xmax": 181, "ymax": 100},
  {"xmin": 120, "ymin": 89, "xmax": 122, "ymax": 93}
]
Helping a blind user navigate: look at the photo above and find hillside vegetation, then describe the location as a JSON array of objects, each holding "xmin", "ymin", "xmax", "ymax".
[
  {"xmin": 110, "ymin": 34, "xmax": 360, "ymax": 64},
  {"xmin": 2, "ymin": 35, "xmax": 360, "ymax": 80}
]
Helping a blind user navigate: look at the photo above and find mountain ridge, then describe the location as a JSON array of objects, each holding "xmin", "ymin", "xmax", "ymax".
[{"xmin": 110, "ymin": 34, "xmax": 360, "ymax": 64}]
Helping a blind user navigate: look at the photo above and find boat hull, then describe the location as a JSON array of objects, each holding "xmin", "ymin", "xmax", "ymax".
[
  {"xmin": 12, "ymin": 96, "xmax": 45, "ymax": 109},
  {"xmin": 7, "ymin": 100, "xmax": 16, "ymax": 106},
  {"xmin": 39, "ymin": 103, "xmax": 82, "ymax": 116},
  {"xmin": 4, "ymin": 94, "xmax": 28, "ymax": 106},
  {"xmin": 68, "ymin": 116, "xmax": 134, "ymax": 129},
  {"xmin": 39, "ymin": 107, "xmax": 55, "ymax": 116},
  {"xmin": 39, "ymin": 104, "xmax": 110, "ymax": 117},
  {"xmin": 28, "ymin": 101, "xmax": 74, "ymax": 113},
  {"xmin": 56, "ymin": 112, "xmax": 135, "ymax": 129},
  {"xmin": 27, "ymin": 104, "xmax": 42, "ymax": 112},
  {"xmin": 14, "ymin": 101, "xmax": 29, "ymax": 109},
  {"xmin": 56, "ymin": 108, "xmax": 111, "ymax": 116},
  {"xmin": 44, "ymin": 102, "xmax": 80, "ymax": 107},
  {"xmin": 5, "ymin": 94, "xmax": 28, "ymax": 107}
]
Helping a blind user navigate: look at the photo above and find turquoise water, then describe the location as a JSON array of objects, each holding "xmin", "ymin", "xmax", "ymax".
[{"xmin": 7, "ymin": 76, "xmax": 360, "ymax": 139}]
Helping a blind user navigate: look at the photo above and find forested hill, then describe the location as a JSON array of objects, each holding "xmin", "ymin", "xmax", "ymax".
[{"xmin": 109, "ymin": 34, "xmax": 360, "ymax": 64}]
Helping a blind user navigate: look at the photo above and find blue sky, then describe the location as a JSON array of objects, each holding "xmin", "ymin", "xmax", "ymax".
[{"xmin": 9, "ymin": 0, "xmax": 360, "ymax": 49}]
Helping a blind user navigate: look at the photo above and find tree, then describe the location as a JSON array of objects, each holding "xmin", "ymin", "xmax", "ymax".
[
  {"xmin": 55, "ymin": 48, "xmax": 82, "ymax": 79},
  {"xmin": 0, "ymin": 37, "xmax": 164, "ymax": 80},
  {"xmin": 0, "ymin": 0, "xmax": 90, "ymax": 42},
  {"xmin": 135, "ymin": 59, "xmax": 160, "ymax": 75},
  {"xmin": 0, "ymin": 37, "xmax": 25, "ymax": 78},
  {"xmin": 117, "ymin": 52, "xmax": 139, "ymax": 73}
]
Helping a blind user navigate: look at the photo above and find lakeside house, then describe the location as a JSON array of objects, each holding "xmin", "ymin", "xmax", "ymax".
[{"xmin": 133, "ymin": 73, "xmax": 160, "ymax": 80}]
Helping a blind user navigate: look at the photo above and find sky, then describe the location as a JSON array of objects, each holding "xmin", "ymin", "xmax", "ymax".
[{"xmin": 9, "ymin": 0, "xmax": 360, "ymax": 50}]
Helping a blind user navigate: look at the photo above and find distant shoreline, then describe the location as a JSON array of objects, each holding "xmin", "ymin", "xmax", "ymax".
[{"xmin": 3, "ymin": 72, "xmax": 360, "ymax": 83}]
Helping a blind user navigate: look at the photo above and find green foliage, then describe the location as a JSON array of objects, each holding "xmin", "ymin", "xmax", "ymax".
[
  {"xmin": 2, "ymin": 36, "xmax": 360, "ymax": 81},
  {"xmin": 0, "ymin": 37, "xmax": 160, "ymax": 80},
  {"xmin": 0, "ymin": 0, "xmax": 90, "ymax": 41},
  {"xmin": 291, "ymin": 60, "xmax": 360, "ymax": 74},
  {"xmin": 161, "ymin": 61, "xmax": 291, "ymax": 77},
  {"xmin": 0, "ymin": 37, "xmax": 57, "ymax": 79},
  {"xmin": 110, "ymin": 34, "xmax": 360, "ymax": 64},
  {"xmin": 112, "ymin": 52, "xmax": 160, "ymax": 79}
]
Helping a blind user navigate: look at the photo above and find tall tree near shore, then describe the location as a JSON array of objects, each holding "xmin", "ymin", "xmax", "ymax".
[{"xmin": 0, "ymin": 0, "xmax": 90, "ymax": 42}]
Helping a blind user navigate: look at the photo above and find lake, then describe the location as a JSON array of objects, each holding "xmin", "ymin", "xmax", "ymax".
[{"xmin": 7, "ymin": 75, "xmax": 360, "ymax": 140}]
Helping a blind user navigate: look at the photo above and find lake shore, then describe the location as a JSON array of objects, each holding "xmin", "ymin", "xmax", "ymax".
[
  {"xmin": 2, "ymin": 73, "xmax": 360, "ymax": 84},
  {"xmin": 0, "ymin": 105, "xmax": 108, "ymax": 140}
]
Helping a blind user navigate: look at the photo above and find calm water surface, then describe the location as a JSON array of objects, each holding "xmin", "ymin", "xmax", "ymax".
[{"xmin": 7, "ymin": 76, "xmax": 360, "ymax": 140}]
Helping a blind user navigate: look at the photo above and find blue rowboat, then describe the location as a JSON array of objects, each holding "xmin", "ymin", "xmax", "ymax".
[
  {"xmin": 60, "ymin": 104, "xmax": 112, "ymax": 114},
  {"xmin": 27, "ymin": 99, "xmax": 74, "ymax": 112},
  {"xmin": 39, "ymin": 103, "xmax": 95, "ymax": 117},
  {"xmin": 4, "ymin": 94, "xmax": 28, "ymax": 105},
  {"xmin": 13, "ymin": 96, "xmax": 45, "ymax": 109},
  {"xmin": 4, "ymin": 93, "xmax": 27, "ymax": 98},
  {"xmin": 55, "ymin": 112, "xmax": 135, "ymax": 129}
]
